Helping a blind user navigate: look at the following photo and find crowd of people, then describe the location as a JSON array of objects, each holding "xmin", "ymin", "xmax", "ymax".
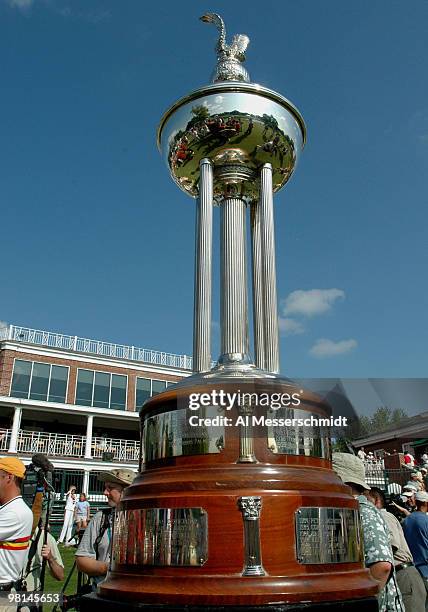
[
  {"xmin": 0, "ymin": 454, "xmax": 136, "ymax": 610},
  {"xmin": 334, "ymin": 451, "xmax": 428, "ymax": 611},
  {"xmin": 3, "ymin": 449, "xmax": 428, "ymax": 610}
]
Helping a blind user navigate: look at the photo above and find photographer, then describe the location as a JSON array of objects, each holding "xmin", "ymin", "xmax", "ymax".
[
  {"xmin": 0, "ymin": 456, "xmax": 33, "ymax": 606},
  {"xmin": 75, "ymin": 469, "xmax": 135, "ymax": 585}
]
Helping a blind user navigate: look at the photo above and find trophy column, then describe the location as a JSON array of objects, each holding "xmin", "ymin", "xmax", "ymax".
[
  {"xmin": 193, "ymin": 158, "xmax": 214, "ymax": 373},
  {"xmin": 219, "ymin": 194, "xmax": 250, "ymax": 363},
  {"xmin": 259, "ymin": 162, "xmax": 280, "ymax": 373},
  {"xmin": 250, "ymin": 199, "xmax": 265, "ymax": 370}
]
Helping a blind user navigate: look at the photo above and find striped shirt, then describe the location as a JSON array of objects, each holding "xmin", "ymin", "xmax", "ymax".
[{"xmin": 0, "ymin": 496, "xmax": 33, "ymax": 583}]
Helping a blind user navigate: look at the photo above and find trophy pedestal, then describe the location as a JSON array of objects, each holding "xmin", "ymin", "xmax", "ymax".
[{"xmin": 92, "ymin": 381, "xmax": 379, "ymax": 609}]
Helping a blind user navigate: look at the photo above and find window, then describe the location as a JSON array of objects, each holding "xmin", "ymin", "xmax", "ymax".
[
  {"xmin": 10, "ymin": 359, "xmax": 68, "ymax": 403},
  {"xmin": 111, "ymin": 374, "xmax": 127, "ymax": 410},
  {"xmin": 93, "ymin": 372, "xmax": 110, "ymax": 409},
  {"xmin": 10, "ymin": 360, "xmax": 32, "ymax": 398},
  {"xmin": 152, "ymin": 380, "xmax": 167, "ymax": 395},
  {"xmin": 75, "ymin": 369, "xmax": 127, "ymax": 410},
  {"xmin": 49, "ymin": 365, "xmax": 69, "ymax": 403},
  {"xmin": 136, "ymin": 378, "xmax": 151, "ymax": 410},
  {"xmin": 30, "ymin": 363, "xmax": 50, "ymax": 401},
  {"xmin": 135, "ymin": 377, "xmax": 172, "ymax": 411}
]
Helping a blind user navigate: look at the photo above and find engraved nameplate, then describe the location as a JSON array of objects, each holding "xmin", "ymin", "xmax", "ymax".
[
  {"xmin": 113, "ymin": 507, "xmax": 208, "ymax": 566},
  {"xmin": 295, "ymin": 507, "xmax": 362, "ymax": 564},
  {"xmin": 267, "ymin": 407, "xmax": 331, "ymax": 459},
  {"xmin": 142, "ymin": 406, "xmax": 224, "ymax": 463}
]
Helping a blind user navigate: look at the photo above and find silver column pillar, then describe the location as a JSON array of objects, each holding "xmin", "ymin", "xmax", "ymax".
[
  {"xmin": 260, "ymin": 163, "xmax": 280, "ymax": 373},
  {"xmin": 219, "ymin": 196, "xmax": 250, "ymax": 361},
  {"xmin": 250, "ymin": 201, "xmax": 265, "ymax": 370},
  {"xmin": 193, "ymin": 158, "xmax": 213, "ymax": 372}
]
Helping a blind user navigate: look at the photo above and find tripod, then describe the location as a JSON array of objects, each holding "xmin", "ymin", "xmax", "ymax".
[{"xmin": 53, "ymin": 528, "xmax": 91, "ymax": 612}]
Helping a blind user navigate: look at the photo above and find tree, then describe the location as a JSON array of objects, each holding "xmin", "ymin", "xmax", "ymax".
[{"xmin": 352, "ymin": 406, "xmax": 408, "ymax": 438}]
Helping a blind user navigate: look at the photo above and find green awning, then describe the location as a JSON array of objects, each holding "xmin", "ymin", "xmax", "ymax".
[{"xmin": 411, "ymin": 438, "xmax": 428, "ymax": 447}]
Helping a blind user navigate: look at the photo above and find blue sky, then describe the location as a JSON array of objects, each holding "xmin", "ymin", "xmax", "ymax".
[{"xmin": 1, "ymin": 0, "xmax": 427, "ymax": 378}]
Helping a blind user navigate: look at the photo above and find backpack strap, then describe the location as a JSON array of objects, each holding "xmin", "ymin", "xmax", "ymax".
[{"xmin": 94, "ymin": 509, "xmax": 112, "ymax": 560}]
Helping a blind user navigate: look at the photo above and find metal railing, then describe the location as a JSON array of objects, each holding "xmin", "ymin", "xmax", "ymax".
[
  {"xmin": 91, "ymin": 436, "xmax": 139, "ymax": 462},
  {"xmin": 0, "ymin": 429, "xmax": 11, "ymax": 451},
  {"xmin": 1, "ymin": 428, "xmax": 139, "ymax": 462},
  {"xmin": 0, "ymin": 324, "xmax": 193, "ymax": 371},
  {"xmin": 363, "ymin": 461, "xmax": 420, "ymax": 490}
]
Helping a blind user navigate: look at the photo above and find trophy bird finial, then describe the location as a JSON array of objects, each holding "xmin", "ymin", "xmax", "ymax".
[{"xmin": 200, "ymin": 12, "xmax": 250, "ymax": 83}]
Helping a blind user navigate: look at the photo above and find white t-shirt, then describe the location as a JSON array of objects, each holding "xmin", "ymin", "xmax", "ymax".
[
  {"xmin": 24, "ymin": 529, "xmax": 64, "ymax": 591},
  {"xmin": 0, "ymin": 496, "xmax": 33, "ymax": 583}
]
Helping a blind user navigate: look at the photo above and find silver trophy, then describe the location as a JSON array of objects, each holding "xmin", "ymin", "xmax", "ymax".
[
  {"xmin": 92, "ymin": 14, "xmax": 376, "ymax": 612},
  {"xmin": 158, "ymin": 13, "xmax": 305, "ymax": 377}
]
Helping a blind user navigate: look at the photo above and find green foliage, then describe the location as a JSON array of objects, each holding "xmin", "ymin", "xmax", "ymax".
[
  {"xmin": 191, "ymin": 105, "xmax": 210, "ymax": 120},
  {"xmin": 332, "ymin": 437, "xmax": 351, "ymax": 453},
  {"xmin": 353, "ymin": 406, "xmax": 408, "ymax": 438}
]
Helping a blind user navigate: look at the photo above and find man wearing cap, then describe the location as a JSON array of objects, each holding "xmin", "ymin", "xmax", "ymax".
[
  {"xmin": 406, "ymin": 471, "xmax": 423, "ymax": 492},
  {"xmin": 402, "ymin": 490, "xmax": 428, "ymax": 599},
  {"xmin": 332, "ymin": 453, "xmax": 404, "ymax": 611},
  {"xmin": 76, "ymin": 468, "xmax": 136, "ymax": 585},
  {"xmin": 0, "ymin": 456, "xmax": 33, "ymax": 593},
  {"xmin": 369, "ymin": 487, "xmax": 426, "ymax": 611}
]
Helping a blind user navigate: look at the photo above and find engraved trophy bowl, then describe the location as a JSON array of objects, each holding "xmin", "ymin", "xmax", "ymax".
[{"xmin": 158, "ymin": 82, "xmax": 306, "ymax": 201}]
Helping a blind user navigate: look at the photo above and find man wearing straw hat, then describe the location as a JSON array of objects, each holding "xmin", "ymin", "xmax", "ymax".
[
  {"xmin": 76, "ymin": 468, "xmax": 136, "ymax": 586},
  {"xmin": 332, "ymin": 452, "xmax": 404, "ymax": 612}
]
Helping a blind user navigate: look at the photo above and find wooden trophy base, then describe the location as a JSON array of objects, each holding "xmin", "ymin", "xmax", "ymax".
[{"xmin": 93, "ymin": 380, "xmax": 379, "ymax": 609}]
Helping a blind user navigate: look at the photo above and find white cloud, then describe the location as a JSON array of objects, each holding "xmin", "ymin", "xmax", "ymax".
[
  {"xmin": 282, "ymin": 289, "xmax": 345, "ymax": 318},
  {"xmin": 309, "ymin": 338, "xmax": 357, "ymax": 358},
  {"xmin": 278, "ymin": 317, "xmax": 305, "ymax": 336},
  {"xmin": 0, "ymin": 320, "xmax": 8, "ymax": 329}
]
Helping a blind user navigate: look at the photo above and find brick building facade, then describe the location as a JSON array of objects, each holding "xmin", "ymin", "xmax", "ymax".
[{"xmin": 0, "ymin": 324, "xmax": 189, "ymax": 495}]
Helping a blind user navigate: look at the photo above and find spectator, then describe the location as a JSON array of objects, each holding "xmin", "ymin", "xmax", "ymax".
[
  {"xmin": 74, "ymin": 493, "xmax": 90, "ymax": 531},
  {"xmin": 57, "ymin": 485, "xmax": 76, "ymax": 545},
  {"xmin": 421, "ymin": 467, "xmax": 428, "ymax": 490},
  {"xmin": 357, "ymin": 447, "xmax": 366, "ymax": 461},
  {"xmin": 405, "ymin": 471, "xmax": 422, "ymax": 492},
  {"xmin": 387, "ymin": 483, "xmax": 402, "ymax": 496},
  {"xmin": 332, "ymin": 452, "xmax": 404, "ymax": 611},
  {"xmin": 369, "ymin": 487, "xmax": 426, "ymax": 611},
  {"xmin": 404, "ymin": 451, "xmax": 415, "ymax": 468},
  {"xmin": 402, "ymin": 491, "xmax": 428, "ymax": 597}
]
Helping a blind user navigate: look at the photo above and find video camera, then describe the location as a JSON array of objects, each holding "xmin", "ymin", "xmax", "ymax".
[
  {"xmin": 22, "ymin": 453, "xmax": 55, "ymax": 510},
  {"xmin": 385, "ymin": 492, "xmax": 412, "ymax": 522}
]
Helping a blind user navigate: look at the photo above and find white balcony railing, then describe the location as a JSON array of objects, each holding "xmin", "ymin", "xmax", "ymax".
[
  {"xmin": 0, "ymin": 428, "xmax": 139, "ymax": 463},
  {"xmin": 91, "ymin": 436, "xmax": 139, "ymax": 462},
  {"xmin": 0, "ymin": 429, "xmax": 11, "ymax": 451},
  {"xmin": 0, "ymin": 324, "xmax": 192, "ymax": 371}
]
